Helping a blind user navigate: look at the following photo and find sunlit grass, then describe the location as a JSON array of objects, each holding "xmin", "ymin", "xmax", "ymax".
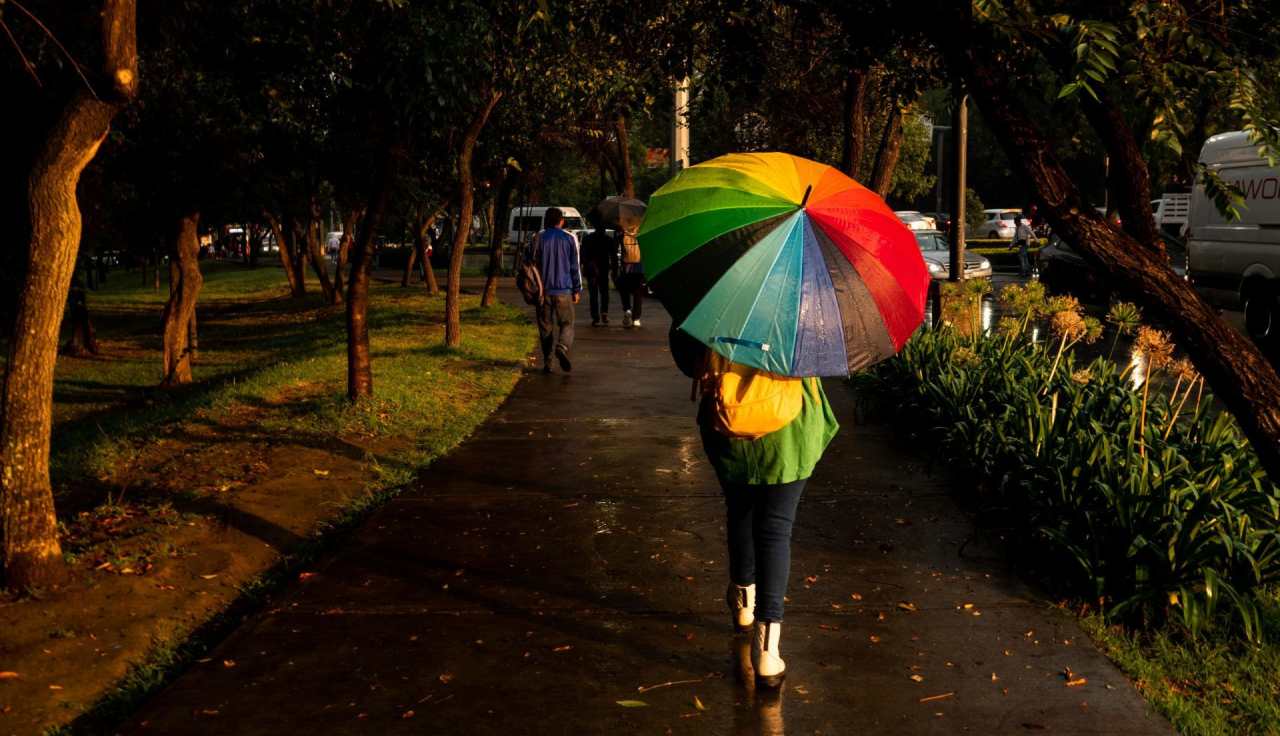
[
  {"xmin": 1081, "ymin": 601, "xmax": 1280, "ymax": 735},
  {"xmin": 49, "ymin": 262, "xmax": 533, "ymax": 490}
]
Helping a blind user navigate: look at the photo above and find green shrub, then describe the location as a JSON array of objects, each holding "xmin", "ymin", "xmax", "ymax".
[{"xmin": 871, "ymin": 292, "xmax": 1280, "ymax": 642}]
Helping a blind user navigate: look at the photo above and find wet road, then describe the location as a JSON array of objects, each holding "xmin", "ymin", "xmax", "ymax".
[{"xmin": 123, "ymin": 294, "xmax": 1170, "ymax": 735}]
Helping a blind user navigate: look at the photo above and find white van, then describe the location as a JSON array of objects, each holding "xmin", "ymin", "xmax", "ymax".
[
  {"xmin": 1188, "ymin": 130, "xmax": 1280, "ymax": 344},
  {"xmin": 506, "ymin": 206, "xmax": 589, "ymax": 245}
]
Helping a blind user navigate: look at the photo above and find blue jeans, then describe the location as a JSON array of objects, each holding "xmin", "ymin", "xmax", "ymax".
[{"xmin": 723, "ymin": 479, "xmax": 806, "ymax": 622}]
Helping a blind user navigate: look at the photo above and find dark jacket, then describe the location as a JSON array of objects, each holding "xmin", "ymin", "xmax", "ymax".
[{"xmin": 581, "ymin": 229, "xmax": 615, "ymax": 281}]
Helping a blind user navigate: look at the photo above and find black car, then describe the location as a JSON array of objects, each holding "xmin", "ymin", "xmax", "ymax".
[{"xmin": 1037, "ymin": 232, "xmax": 1187, "ymax": 302}]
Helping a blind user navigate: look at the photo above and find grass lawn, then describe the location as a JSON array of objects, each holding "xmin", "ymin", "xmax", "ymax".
[
  {"xmin": 8, "ymin": 261, "xmax": 536, "ymax": 734},
  {"xmin": 1080, "ymin": 603, "xmax": 1280, "ymax": 735}
]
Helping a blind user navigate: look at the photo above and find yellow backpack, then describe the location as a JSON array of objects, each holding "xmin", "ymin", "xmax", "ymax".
[{"xmin": 700, "ymin": 350, "xmax": 805, "ymax": 439}]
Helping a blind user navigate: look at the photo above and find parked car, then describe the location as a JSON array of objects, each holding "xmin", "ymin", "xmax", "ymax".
[
  {"xmin": 1188, "ymin": 130, "xmax": 1280, "ymax": 346},
  {"xmin": 894, "ymin": 210, "xmax": 933, "ymax": 231},
  {"xmin": 979, "ymin": 209, "xmax": 1021, "ymax": 239},
  {"xmin": 1038, "ymin": 231, "xmax": 1187, "ymax": 302},
  {"xmin": 914, "ymin": 229, "xmax": 992, "ymax": 279},
  {"xmin": 506, "ymin": 206, "xmax": 589, "ymax": 245}
]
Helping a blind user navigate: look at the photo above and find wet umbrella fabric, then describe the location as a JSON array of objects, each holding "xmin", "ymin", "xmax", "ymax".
[
  {"xmin": 593, "ymin": 196, "xmax": 647, "ymax": 231},
  {"xmin": 637, "ymin": 152, "xmax": 929, "ymax": 377}
]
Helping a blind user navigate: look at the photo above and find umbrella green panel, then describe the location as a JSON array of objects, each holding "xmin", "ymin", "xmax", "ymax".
[
  {"xmin": 680, "ymin": 211, "xmax": 805, "ymax": 375},
  {"xmin": 639, "ymin": 199, "xmax": 795, "ymax": 280},
  {"xmin": 648, "ymin": 211, "xmax": 794, "ymax": 326}
]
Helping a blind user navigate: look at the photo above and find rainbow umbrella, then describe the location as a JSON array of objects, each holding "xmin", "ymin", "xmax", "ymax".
[{"xmin": 638, "ymin": 152, "xmax": 929, "ymax": 377}]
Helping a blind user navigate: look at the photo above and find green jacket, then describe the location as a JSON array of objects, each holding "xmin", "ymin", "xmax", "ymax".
[{"xmin": 698, "ymin": 377, "xmax": 839, "ymax": 486}]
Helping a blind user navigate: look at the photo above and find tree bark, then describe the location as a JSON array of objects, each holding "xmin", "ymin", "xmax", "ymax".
[
  {"xmin": 61, "ymin": 275, "xmax": 98, "ymax": 357},
  {"xmin": 482, "ymin": 169, "xmax": 516, "ymax": 307},
  {"xmin": 334, "ymin": 208, "xmax": 360, "ymax": 296},
  {"xmin": 160, "ymin": 211, "xmax": 203, "ymax": 386},
  {"xmin": 445, "ymin": 91, "xmax": 503, "ymax": 348},
  {"xmin": 2, "ymin": 0, "xmax": 136, "ymax": 590},
  {"xmin": 940, "ymin": 22, "xmax": 1280, "ymax": 485},
  {"xmin": 615, "ymin": 111, "xmax": 635, "ymax": 198},
  {"xmin": 345, "ymin": 153, "xmax": 397, "ymax": 400},
  {"xmin": 869, "ymin": 102, "xmax": 904, "ymax": 199},
  {"xmin": 407, "ymin": 206, "xmax": 444, "ymax": 290},
  {"xmin": 303, "ymin": 210, "xmax": 339, "ymax": 305},
  {"xmin": 840, "ymin": 68, "xmax": 870, "ymax": 180},
  {"xmin": 266, "ymin": 212, "xmax": 305, "ymax": 297}
]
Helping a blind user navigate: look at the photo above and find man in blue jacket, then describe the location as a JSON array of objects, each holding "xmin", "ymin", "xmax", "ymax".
[{"xmin": 532, "ymin": 207, "xmax": 581, "ymax": 373}]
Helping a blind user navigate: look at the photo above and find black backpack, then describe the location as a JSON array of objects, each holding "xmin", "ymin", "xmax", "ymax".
[{"xmin": 515, "ymin": 234, "xmax": 543, "ymax": 305}]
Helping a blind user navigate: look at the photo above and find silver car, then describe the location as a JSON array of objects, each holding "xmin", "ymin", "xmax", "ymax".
[{"xmin": 914, "ymin": 229, "xmax": 992, "ymax": 279}]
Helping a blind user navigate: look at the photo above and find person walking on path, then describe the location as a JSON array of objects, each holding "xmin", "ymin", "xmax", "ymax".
[
  {"xmin": 1010, "ymin": 214, "xmax": 1035, "ymax": 277},
  {"xmin": 670, "ymin": 329, "xmax": 839, "ymax": 689},
  {"xmin": 581, "ymin": 217, "xmax": 616, "ymax": 327},
  {"xmin": 615, "ymin": 226, "xmax": 646, "ymax": 328},
  {"xmin": 530, "ymin": 207, "xmax": 581, "ymax": 373}
]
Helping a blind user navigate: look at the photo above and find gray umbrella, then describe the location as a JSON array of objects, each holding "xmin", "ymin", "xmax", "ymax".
[{"xmin": 593, "ymin": 196, "xmax": 647, "ymax": 231}]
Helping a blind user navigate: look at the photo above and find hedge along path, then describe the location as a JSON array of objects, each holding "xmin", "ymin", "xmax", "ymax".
[{"xmin": 0, "ymin": 268, "xmax": 534, "ymax": 734}]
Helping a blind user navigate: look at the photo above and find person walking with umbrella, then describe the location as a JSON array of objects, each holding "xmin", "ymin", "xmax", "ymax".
[
  {"xmin": 640, "ymin": 153, "xmax": 929, "ymax": 689},
  {"xmin": 594, "ymin": 196, "xmax": 650, "ymax": 330},
  {"xmin": 581, "ymin": 214, "xmax": 616, "ymax": 326}
]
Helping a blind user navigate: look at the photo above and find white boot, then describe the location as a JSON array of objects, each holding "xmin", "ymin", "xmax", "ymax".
[
  {"xmin": 751, "ymin": 621, "xmax": 786, "ymax": 688},
  {"xmin": 726, "ymin": 582, "xmax": 755, "ymax": 633}
]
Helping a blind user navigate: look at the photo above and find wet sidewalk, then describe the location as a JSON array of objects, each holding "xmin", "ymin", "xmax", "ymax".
[{"xmin": 123, "ymin": 296, "xmax": 1170, "ymax": 735}]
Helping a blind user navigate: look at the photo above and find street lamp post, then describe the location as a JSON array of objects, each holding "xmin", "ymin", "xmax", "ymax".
[
  {"xmin": 948, "ymin": 93, "xmax": 968, "ymax": 283},
  {"xmin": 671, "ymin": 78, "xmax": 690, "ymax": 176}
]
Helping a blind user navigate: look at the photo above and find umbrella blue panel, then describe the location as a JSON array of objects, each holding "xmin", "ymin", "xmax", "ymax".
[
  {"xmin": 791, "ymin": 216, "xmax": 849, "ymax": 376},
  {"xmin": 680, "ymin": 211, "xmax": 803, "ymax": 375}
]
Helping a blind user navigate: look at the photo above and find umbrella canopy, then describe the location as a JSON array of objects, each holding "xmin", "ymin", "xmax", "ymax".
[
  {"xmin": 638, "ymin": 152, "xmax": 929, "ymax": 377},
  {"xmin": 593, "ymin": 196, "xmax": 647, "ymax": 231}
]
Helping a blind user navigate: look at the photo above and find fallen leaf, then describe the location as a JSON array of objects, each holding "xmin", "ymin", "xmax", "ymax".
[
  {"xmin": 693, "ymin": 695, "xmax": 706, "ymax": 711},
  {"xmin": 877, "ymin": 612, "xmax": 888, "ymax": 622},
  {"xmin": 198, "ymin": 709, "xmax": 219, "ymax": 716},
  {"xmin": 402, "ymin": 710, "xmax": 415, "ymax": 719},
  {"xmin": 616, "ymin": 700, "xmax": 648, "ymax": 708},
  {"xmin": 313, "ymin": 469, "xmax": 331, "ymax": 477},
  {"xmin": 850, "ymin": 593, "xmax": 863, "ymax": 601},
  {"xmin": 909, "ymin": 674, "xmax": 925, "ymax": 683},
  {"xmin": 897, "ymin": 602, "xmax": 918, "ymax": 612},
  {"xmin": 298, "ymin": 572, "xmax": 318, "ymax": 582},
  {"xmin": 200, "ymin": 574, "xmax": 218, "ymax": 580},
  {"xmin": 48, "ymin": 685, "xmax": 63, "ymax": 691},
  {"xmin": 1066, "ymin": 677, "xmax": 1088, "ymax": 687},
  {"xmin": 1003, "ymin": 649, "xmax": 1013, "ymax": 656},
  {"xmin": 438, "ymin": 673, "xmax": 454, "ymax": 684},
  {"xmin": 804, "ymin": 575, "xmax": 819, "ymax": 585},
  {"xmin": 0, "ymin": 672, "xmax": 18, "ymax": 680},
  {"xmin": 962, "ymin": 603, "xmax": 974, "ymax": 610},
  {"xmin": 552, "ymin": 645, "xmax": 572, "ymax": 653},
  {"xmin": 919, "ymin": 692, "xmax": 954, "ymax": 703},
  {"xmin": 991, "ymin": 673, "xmax": 1000, "ymax": 682},
  {"xmin": 222, "ymin": 660, "xmax": 236, "ymax": 668},
  {"xmin": 868, "ymin": 635, "xmax": 881, "ymax": 644}
]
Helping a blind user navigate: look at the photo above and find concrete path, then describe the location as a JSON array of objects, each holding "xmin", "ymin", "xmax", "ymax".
[{"xmin": 123, "ymin": 296, "xmax": 1170, "ymax": 735}]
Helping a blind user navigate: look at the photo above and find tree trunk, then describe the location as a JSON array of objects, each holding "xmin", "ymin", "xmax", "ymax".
[
  {"xmin": 615, "ymin": 111, "xmax": 635, "ymax": 198},
  {"xmin": 267, "ymin": 212, "xmax": 305, "ymax": 297},
  {"xmin": 2, "ymin": 0, "xmax": 136, "ymax": 590},
  {"xmin": 482, "ymin": 170, "xmax": 516, "ymax": 307},
  {"xmin": 869, "ymin": 103, "xmax": 904, "ymax": 199},
  {"xmin": 408, "ymin": 206, "xmax": 444, "ymax": 290},
  {"xmin": 942, "ymin": 23, "xmax": 1280, "ymax": 486},
  {"xmin": 840, "ymin": 68, "xmax": 870, "ymax": 180},
  {"xmin": 61, "ymin": 275, "xmax": 99, "ymax": 357},
  {"xmin": 445, "ymin": 91, "xmax": 503, "ymax": 348},
  {"xmin": 423, "ymin": 226, "xmax": 440, "ymax": 296},
  {"xmin": 345, "ymin": 153, "xmax": 397, "ymax": 400},
  {"xmin": 402, "ymin": 229, "xmax": 419, "ymax": 288},
  {"xmin": 334, "ymin": 208, "xmax": 359, "ymax": 296},
  {"xmin": 160, "ymin": 211, "xmax": 203, "ymax": 386},
  {"xmin": 303, "ymin": 213, "xmax": 339, "ymax": 304}
]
